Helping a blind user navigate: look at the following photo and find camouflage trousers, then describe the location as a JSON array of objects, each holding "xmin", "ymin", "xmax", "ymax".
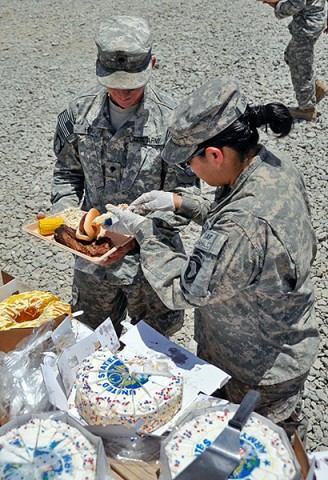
[
  {"xmin": 72, "ymin": 269, "xmax": 184, "ymax": 337},
  {"xmin": 197, "ymin": 344, "xmax": 309, "ymax": 444},
  {"xmin": 284, "ymin": 30, "xmax": 320, "ymax": 109}
]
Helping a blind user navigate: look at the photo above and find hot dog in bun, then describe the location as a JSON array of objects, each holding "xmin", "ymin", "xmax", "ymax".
[{"xmin": 76, "ymin": 208, "xmax": 101, "ymax": 241}]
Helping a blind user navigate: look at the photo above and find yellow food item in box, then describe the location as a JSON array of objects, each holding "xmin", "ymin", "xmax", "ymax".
[
  {"xmin": 38, "ymin": 217, "xmax": 64, "ymax": 235},
  {"xmin": 0, "ymin": 290, "xmax": 71, "ymax": 331}
]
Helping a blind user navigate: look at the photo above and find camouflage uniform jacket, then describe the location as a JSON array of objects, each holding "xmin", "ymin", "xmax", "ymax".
[
  {"xmin": 275, "ymin": 0, "xmax": 326, "ymax": 37},
  {"xmin": 51, "ymin": 82, "xmax": 195, "ymax": 283},
  {"xmin": 135, "ymin": 146, "xmax": 319, "ymax": 385}
]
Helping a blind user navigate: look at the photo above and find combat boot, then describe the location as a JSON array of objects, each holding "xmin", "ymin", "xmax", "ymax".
[
  {"xmin": 315, "ymin": 79, "xmax": 328, "ymax": 103},
  {"xmin": 289, "ymin": 106, "xmax": 317, "ymax": 121}
]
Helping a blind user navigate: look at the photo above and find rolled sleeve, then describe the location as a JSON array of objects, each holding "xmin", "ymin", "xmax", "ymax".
[
  {"xmin": 275, "ymin": 0, "xmax": 306, "ymax": 19},
  {"xmin": 176, "ymin": 193, "xmax": 211, "ymax": 224}
]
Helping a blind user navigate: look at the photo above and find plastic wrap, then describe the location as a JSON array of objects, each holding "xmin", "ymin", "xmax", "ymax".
[
  {"xmin": 101, "ymin": 426, "xmax": 163, "ymax": 465},
  {"xmin": 0, "ymin": 317, "xmax": 91, "ymax": 424},
  {"xmin": 0, "ymin": 321, "xmax": 58, "ymax": 422},
  {"xmin": 0, "ymin": 411, "xmax": 112, "ymax": 479}
]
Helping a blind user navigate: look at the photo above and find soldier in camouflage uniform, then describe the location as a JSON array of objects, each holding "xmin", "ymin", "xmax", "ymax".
[
  {"xmin": 50, "ymin": 16, "xmax": 197, "ymax": 336},
  {"xmin": 104, "ymin": 78, "xmax": 320, "ymax": 440},
  {"xmin": 261, "ymin": 0, "xmax": 328, "ymax": 121}
]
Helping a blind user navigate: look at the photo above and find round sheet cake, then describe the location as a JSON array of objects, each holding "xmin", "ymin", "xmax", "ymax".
[
  {"xmin": 0, "ymin": 418, "xmax": 97, "ymax": 479},
  {"xmin": 75, "ymin": 349, "xmax": 183, "ymax": 433},
  {"xmin": 163, "ymin": 408, "xmax": 298, "ymax": 479}
]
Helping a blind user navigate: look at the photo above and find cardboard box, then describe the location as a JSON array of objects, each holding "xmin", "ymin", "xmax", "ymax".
[
  {"xmin": 0, "ymin": 270, "xmax": 28, "ymax": 301},
  {"xmin": 0, "ymin": 271, "xmax": 69, "ymax": 353},
  {"xmin": 293, "ymin": 432, "xmax": 317, "ymax": 480},
  {"xmin": 42, "ymin": 320, "xmax": 231, "ymax": 440}
]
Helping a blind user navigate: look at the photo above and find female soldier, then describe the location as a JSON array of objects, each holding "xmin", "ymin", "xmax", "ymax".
[{"xmin": 103, "ymin": 78, "xmax": 319, "ymax": 439}]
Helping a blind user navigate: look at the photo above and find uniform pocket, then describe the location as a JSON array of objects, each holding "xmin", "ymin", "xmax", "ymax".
[{"xmin": 121, "ymin": 143, "xmax": 163, "ymax": 192}]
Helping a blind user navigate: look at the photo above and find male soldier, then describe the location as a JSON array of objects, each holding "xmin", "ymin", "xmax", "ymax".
[
  {"xmin": 261, "ymin": 0, "xmax": 328, "ymax": 121},
  {"xmin": 49, "ymin": 16, "xmax": 196, "ymax": 336}
]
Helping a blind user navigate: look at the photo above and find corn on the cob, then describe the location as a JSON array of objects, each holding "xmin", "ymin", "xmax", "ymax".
[{"xmin": 38, "ymin": 217, "xmax": 64, "ymax": 236}]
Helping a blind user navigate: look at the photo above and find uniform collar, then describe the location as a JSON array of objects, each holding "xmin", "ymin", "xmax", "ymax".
[
  {"xmin": 215, "ymin": 145, "xmax": 266, "ymax": 202},
  {"xmin": 87, "ymin": 82, "xmax": 158, "ymax": 136}
]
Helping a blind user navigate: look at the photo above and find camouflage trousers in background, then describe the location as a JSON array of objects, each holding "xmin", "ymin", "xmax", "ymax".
[
  {"xmin": 284, "ymin": 30, "xmax": 320, "ymax": 109},
  {"xmin": 197, "ymin": 344, "xmax": 309, "ymax": 444},
  {"xmin": 71, "ymin": 268, "xmax": 184, "ymax": 337}
]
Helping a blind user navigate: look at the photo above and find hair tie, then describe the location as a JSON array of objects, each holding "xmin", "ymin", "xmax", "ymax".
[{"xmin": 251, "ymin": 105, "xmax": 268, "ymax": 128}]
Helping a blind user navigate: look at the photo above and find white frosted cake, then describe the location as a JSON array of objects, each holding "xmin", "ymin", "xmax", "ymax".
[
  {"xmin": 0, "ymin": 418, "xmax": 97, "ymax": 479},
  {"xmin": 75, "ymin": 349, "xmax": 183, "ymax": 433},
  {"xmin": 164, "ymin": 408, "xmax": 297, "ymax": 479}
]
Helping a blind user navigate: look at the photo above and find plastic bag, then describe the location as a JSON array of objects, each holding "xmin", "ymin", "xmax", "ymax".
[
  {"xmin": 103, "ymin": 429, "xmax": 162, "ymax": 465},
  {"xmin": 0, "ymin": 320, "xmax": 59, "ymax": 420}
]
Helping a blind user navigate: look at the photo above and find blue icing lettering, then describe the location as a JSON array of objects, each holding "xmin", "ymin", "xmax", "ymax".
[
  {"xmin": 240, "ymin": 433, "xmax": 266, "ymax": 454},
  {"xmin": 100, "ymin": 383, "xmax": 138, "ymax": 396},
  {"xmin": 194, "ymin": 443, "xmax": 206, "ymax": 456},
  {"xmin": 194, "ymin": 439, "xmax": 211, "ymax": 456}
]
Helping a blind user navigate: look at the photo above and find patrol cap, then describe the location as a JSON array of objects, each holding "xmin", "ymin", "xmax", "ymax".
[
  {"xmin": 95, "ymin": 16, "xmax": 153, "ymax": 89},
  {"xmin": 162, "ymin": 78, "xmax": 248, "ymax": 165}
]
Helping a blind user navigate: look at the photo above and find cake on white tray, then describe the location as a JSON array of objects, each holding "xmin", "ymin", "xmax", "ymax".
[
  {"xmin": 163, "ymin": 408, "xmax": 298, "ymax": 479},
  {"xmin": 0, "ymin": 418, "xmax": 97, "ymax": 479},
  {"xmin": 75, "ymin": 349, "xmax": 183, "ymax": 433}
]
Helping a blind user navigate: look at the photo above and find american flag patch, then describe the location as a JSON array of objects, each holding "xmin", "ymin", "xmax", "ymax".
[{"xmin": 57, "ymin": 109, "xmax": 73, "ymax": 139}]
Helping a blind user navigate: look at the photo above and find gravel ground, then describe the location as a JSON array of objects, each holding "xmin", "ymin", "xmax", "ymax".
[{"xmin": 0, "ymin": 0, "xmax": 327, "ymax": 452}]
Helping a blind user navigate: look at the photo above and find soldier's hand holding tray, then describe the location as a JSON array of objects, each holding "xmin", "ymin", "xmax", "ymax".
[{"xmin": 97, "ymin": 238, "xmax": 138, "ymax": 266}]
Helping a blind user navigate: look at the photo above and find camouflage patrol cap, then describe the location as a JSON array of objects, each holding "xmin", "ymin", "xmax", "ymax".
[
  {"xmin": 162, "ymin": 78, "xmax": 248, "ymax": 165},
  {"xmin": 95, "ymin": 16, "xmax": 153, "ymax": 89}
]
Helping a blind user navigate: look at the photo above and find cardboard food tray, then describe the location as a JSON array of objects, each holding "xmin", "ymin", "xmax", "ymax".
[
  {"xmin": 22, "ymin": 212, "xmax": 134, "ymax": 265},
  {"xmin": 0, "ymin": 270, "xmax": 68, "ymax": 353}
]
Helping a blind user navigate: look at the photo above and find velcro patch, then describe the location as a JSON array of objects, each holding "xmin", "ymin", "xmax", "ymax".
[
  {"xmin": 57, "ymin": 109, "xmax": 74, "ymax": 139},
  {"xmin": 195, "ymin": 230, "xmax": 220, "ymax": 253},
  {"xmin": 54, "ymin": 131, "xmax": 65, "ymax": 154},
  {"xmin": 184, "ymin": 250, "xmax": 203, "ymax": 284}
]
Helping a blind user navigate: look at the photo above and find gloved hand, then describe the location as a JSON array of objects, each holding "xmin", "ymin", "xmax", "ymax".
[
  {"xmin": 130, "ymin": 190, "xmax": 175, "ymax": 214},
  {"xmin": 102, "ymin": 206, "xmax": 146, "ymax": 236}
]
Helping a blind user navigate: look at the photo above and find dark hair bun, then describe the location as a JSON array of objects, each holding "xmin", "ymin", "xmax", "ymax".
[{"xmin": 249, "ymin": 103, "xmax": 293, "ymax": 138}]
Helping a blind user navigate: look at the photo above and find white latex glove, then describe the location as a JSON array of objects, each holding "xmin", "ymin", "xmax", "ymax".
[
  {"xmin": 102, "ymin": 206, "xmax": 146, "ymax": 236},
  {"xmin": 130, "ymin": 190, "xmax": 175, "ymax": 214}
]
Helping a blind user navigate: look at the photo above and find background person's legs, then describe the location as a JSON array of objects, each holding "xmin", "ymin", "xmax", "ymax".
[
  {"xmin": 123, "ymin": 276, "xmax": 184, "ymax": 337},
  {"xmin": 72, "ymin": 269, "xmax": 127, "ymax": 335},
  {"xmin": 284, "ymin": 31, "xmax": 318, "ymax": 120},
  {"xmin": 285, "ymin": 33, "xmax": 316, "ymax": 108}
]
